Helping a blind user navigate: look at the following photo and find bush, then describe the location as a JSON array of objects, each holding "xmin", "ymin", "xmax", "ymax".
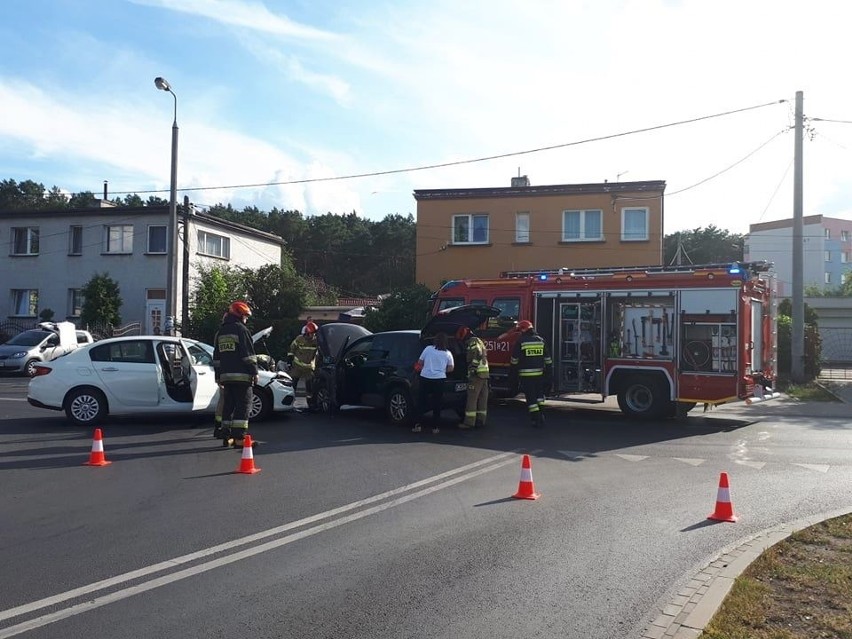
[{"xmin": 776, "ymin": 315, "xmax": 822, "ymax": 380}]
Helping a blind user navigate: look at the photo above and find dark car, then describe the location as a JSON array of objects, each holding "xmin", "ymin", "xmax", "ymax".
[{"xmin": 313, "ymin": 305, "xmax": 500, "ymax": 425}]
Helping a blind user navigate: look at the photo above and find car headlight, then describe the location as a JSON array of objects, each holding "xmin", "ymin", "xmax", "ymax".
[{"xmin": 10, "ymin": 352, "xmax": 27, "ymax": 359}]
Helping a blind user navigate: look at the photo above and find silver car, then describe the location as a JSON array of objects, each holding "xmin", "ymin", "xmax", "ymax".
[{"xmin": 0, "ymin": 329, "xmax": 93, "ymax": 376}]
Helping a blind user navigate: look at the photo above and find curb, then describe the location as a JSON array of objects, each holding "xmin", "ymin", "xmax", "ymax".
[{"xmin": 639, "ymin": 505, "xmax": 852, "ymax": 639}]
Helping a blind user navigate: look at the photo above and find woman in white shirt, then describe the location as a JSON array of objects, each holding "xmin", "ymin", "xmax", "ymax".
[{"xmin": 413, "ymin": 332, "xmax": 454, "ymax": 433}]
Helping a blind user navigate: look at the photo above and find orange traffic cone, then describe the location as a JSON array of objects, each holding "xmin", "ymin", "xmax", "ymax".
[
  {"xmin": 707, "ymin": 472, "xmax": 737, "ymax": 522},
  {"xmin": 512, "ymin": 454, "xmax": 540, "ymax": 500},
  {"xmin": 235, "ymin": 435, "xmax": 261, "ymax": 475},
  {"xmin": 83, "ymin": 428, "xmax": 112, "ymax": 467}
]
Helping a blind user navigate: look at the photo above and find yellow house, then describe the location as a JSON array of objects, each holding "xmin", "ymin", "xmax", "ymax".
[{"xmin": 414, "ymin": 177, "xmax": 666, "ymax": 290}]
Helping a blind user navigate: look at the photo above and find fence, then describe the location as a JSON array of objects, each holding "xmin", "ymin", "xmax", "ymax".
[{"xmin": 0, "ymin": 320, "xmax": 142, "ymax": 344}]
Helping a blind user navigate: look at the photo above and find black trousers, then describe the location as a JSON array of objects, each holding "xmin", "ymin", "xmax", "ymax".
[
  {"xmin": 222, "ymin": 382, "xmax": 253, "ymax": 436},
  {"xmin": 417, "ymin": 377, "xmax": 444, "ymax": 424},
  {"xmin": 519, "ymin": 376, "xmax": 545, "ymax": 421}
]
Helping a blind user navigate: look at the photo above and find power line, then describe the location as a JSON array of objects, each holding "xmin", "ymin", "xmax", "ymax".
[{"xmin": 105, "ymin": 98, "xmax": 788, "ymax": 197}]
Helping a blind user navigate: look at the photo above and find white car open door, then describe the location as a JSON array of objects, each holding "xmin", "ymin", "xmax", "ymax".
[{"xmin": 182, "ymin": 341, "xmax": 219, "ymax": 411}]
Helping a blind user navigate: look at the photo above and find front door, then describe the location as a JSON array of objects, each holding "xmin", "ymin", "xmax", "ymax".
[{"xmin": 146, "ymin": 300, "xmax": 166, "ymax": 335}]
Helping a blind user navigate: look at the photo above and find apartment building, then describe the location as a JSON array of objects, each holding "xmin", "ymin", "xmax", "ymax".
[
  {"xmin": 1, "ymin": 205, "xmax": 285, "ymax": 334},
  {"xmin": 413, "ymin": 177, "xmax": 666, "ymax": 290},
  {"xmin": 745, "ymin": 215, "xmax": 852, "ymax": 296}
]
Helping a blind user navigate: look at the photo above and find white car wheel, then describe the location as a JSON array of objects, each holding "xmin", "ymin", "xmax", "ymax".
[{"xmin": 65, "ymin": 388, "xmax": 108, "ymax": 427}]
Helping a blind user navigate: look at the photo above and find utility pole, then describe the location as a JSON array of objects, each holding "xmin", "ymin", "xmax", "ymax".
[{"xmin": 791, "ymin": 90, "xmax": 805, "ymax": 382}]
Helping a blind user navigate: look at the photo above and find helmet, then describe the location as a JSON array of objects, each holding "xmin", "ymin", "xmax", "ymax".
[
  {"xmin": 304, "ymin": 321, "xmax": 318, "ymax": 335},
  {"xmin": 517, "ymin": 320, "xmax": 534, "ymax": 332},
  {"xmin": 228, "ymin": 301, "xmax": 252, "ymax": 318},
  {"xmin": 455, "ymin": 326, "xmax": 471, "ymax": 340}
]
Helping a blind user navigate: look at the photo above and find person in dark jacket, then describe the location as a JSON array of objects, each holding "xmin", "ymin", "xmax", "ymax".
[
  {"xmin": 509, "ymin": 320, "xmax": 552, "ymax": 427},
  {"xmin": 213, "ymin": 300, "xmax": 259, "ymax": 447}
]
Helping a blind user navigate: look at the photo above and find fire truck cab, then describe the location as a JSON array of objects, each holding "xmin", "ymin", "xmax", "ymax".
[{"xmin": 430, "ymin": 261, "xmax": 777, "ymax": 419}]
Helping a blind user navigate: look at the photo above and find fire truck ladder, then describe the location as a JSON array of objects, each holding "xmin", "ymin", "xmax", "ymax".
[{"xmin": 500, "ymin": 260, "xmax": 773, "ymax": 279}]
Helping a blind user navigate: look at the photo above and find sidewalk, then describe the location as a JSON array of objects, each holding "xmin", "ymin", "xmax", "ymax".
[{"xmin": 640, "ymin": 387, "xmax": 851, "ymax": 639}]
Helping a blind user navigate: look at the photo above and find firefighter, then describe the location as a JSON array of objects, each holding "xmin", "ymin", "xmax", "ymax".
[
  {"xmin": 509, "ymin": 320, "xmax": 553, "ymax": 427},
  {"xmin": 288, "ymin": 321, "xmax": 319, "ymax": 411},
  {"xmin": 213, "ymin": 301, "xmax": 259, "ymax": 448},
  {"xmin": 456, "ymin": 325, "xmax": 489, "ymax": 429}
]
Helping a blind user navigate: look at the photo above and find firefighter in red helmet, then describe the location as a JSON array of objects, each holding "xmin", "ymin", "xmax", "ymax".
[
  {"xmin": 288, "ymin": 321, "xmax": 319, "ymax": 411},
  {"xmin": 456, "ymin": 325, "xmax": 490, "ymax": 429},
  {"xmin": 213, "ymin": 301, "xmax": 259, "ymax": 447},
  {"xmin": 509, "ymin": 320, "xmax": 552, "ymax": 427}
]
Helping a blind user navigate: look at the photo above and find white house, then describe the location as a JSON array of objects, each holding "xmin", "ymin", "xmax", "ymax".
[{"xmin": 0, "ymin": 204, "xmax": 285, "ymax": 334}]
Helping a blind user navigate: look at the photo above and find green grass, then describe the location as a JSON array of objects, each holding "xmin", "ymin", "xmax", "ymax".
[
  {"xmin": 776, "ymin": 380, "xmax": 840, "ymax": 402},
  {"xmin": 700, "ymin": 514, "xmax": 852, "ymax": 639}
]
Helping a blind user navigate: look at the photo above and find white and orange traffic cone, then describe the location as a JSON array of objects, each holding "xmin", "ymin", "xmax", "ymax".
[
  {"xmin": 512, "ymin": 454, "xmax": 540, "ymax": 500},
  {"xmin": 83, "ymin": 428, "xmax": 112, "ymax": 467},
  {"xmin": 707, "ymin": 472, "xmax": 737, "ymax": 522},
  {"xmin": 235, "ymin": 434, "xmax": 261, "ymax": 475}
]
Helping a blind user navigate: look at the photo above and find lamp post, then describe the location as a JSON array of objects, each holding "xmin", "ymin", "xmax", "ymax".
[{"xmin": 154, "ymin": 76, "xmax": 179, "ymax": 335}]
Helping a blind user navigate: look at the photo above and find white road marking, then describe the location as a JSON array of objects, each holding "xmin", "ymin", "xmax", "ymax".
[
  {"xmin": 614, "ymin": 453, "xmax": 648, "ymax": 462},
  {"xmin": 0, "ymin": 450, "xmax": 521, "ymax": 637},
  {"xmin": 733, "ymin": 460, "xmax": 767, "ymax": 469},
  {"xmin": 0, "ymin": 398, "xmax": 28, "ymax": 402},
  {"xmin": 792, "ymin": 463, "xmax": 830, "ymax": 473},
  {"xmin": 672, "ymin": 457, "xmax": 705, "ymax": 466}
]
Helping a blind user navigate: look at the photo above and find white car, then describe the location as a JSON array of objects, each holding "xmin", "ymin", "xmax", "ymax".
[{"xmin": 27, "ymin": 335, "xmax": 295, "ymax": 427}]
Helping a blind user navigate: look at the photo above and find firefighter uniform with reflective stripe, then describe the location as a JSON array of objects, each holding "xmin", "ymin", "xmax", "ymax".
[
  {"xmin": 510, "ymin": 329, "xmax": 553, "ymax": 426},
  {"xmin": 462, "ymin": 335, "xmax": 489, "ymax": 428},
  {"xmin": 288, "ymin": 333, "xmax": 318, "ymax": 406},
  {"xmin": 213, "ymin": 315, "xmax": 258, "ymax": 442}
]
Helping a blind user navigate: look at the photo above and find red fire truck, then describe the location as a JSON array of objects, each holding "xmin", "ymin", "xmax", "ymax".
[{"xmin": 430, "ymin": 261, "xmax": 777, "ymax": 419}]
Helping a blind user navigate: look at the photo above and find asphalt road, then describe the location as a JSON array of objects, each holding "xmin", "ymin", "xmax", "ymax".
[{"xmin": 1, "ymin": 375, "xmax": 850, "ymax": 639}]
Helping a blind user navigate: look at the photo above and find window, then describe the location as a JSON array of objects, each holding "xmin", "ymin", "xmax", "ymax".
[
  {"xmin": 105, "ymin": 225, "xmax": 133, "ymax": 253},
  {"xmin": 825, "ymin": 272, "xmax": 832, "ymax": 284},
  {"xmin": 825, "ymin": 251, "xmax": 832, "ymax": 262},
  {"xmin": 68, "ymin": 289, "xmax": 83, "ymax": 317},
  {"xmin": 452, "ymin": 214, "xmax": 489, "ymax": 244},
  {"xmin": 437, "ymin": 298, "xmax": 464, "ymax": 312},
  {"xmin": 11, "ymin": 289, "xmax": 38, "ymax": 316},
  {"xmin": 621, "ymin": 208, "xmax": 649, "ymax": 241},
  {"xmin": 842, "ymin": 252, "xmax": 849, "ymax": 264},
  {"xmin": 842, "ymin": 231, "xmax": 850, "ymax": 242},
  {"xmin": 197, "ymin": 230, "xmax": 230, "ymax": 259},
  {"xmin": 515, "ymin": 212, "xmax": 530, "ymax": 243},
  {"xmin": 90, "ymin": 340, "xmax": 155, "ymax": 364},
  {"xmin": 825, "ymin": 228, "xmax": 831, "ymax": 239},
  {"xmin": 562, "ymin": 210, "xmax": 602, "ymax": 241},
  {"xmin": 147, "ymin": 225, "xmax": 167, "ymax": 253},
  {"xmin": 11, "ymin": 227, "xmax": 39, "ymax": 255},
  {"xmin": 491, "ymin": 298, "xmax": 521, "ymax": 331},
  {"xmin": 69, "ymin": 225, "xmax": 83, "ymax": 255}
]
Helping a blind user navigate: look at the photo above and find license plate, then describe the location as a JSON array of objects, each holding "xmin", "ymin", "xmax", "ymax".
[{"xmin": 455, "ymin": 382, "xmax": 468, "ymax": 392}]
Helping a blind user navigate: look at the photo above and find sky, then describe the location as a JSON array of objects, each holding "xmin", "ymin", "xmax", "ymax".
[{"xmin": 1, "ymin": 0, "xmax": 850, "ymax": 236}]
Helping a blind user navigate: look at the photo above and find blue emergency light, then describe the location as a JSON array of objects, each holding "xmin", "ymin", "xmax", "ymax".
[
  {"xmin": 538, "ymin": 273, "xmax": 548, "ymax": 281},
  {"xmin": 728, "ymin": 262, "xmax": 742, "ymax": 275}
]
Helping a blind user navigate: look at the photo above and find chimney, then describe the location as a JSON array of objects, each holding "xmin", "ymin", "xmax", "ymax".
[
  {"xmin": 103, "ymin": 180, "xmax": 108, "ymax": 200},
  {"xmin": 511, "ymin": 175, "xmax": 530, "ymax": 188}
]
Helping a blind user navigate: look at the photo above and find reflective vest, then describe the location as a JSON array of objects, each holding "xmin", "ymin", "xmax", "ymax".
[
  {"xmin": 465, "ymin": 336, "xmax": 490, "ymax": 379},
  {"xmin": 510, "ymin": 331, "xmax": 552, "ymax": 377},
  {"xmin": 213, "ymin": 318, "xmax": 258, "ymax": 383},
  {"xmin": 288, "ymin": 334, "xmax": 318, "ymax": 375}
]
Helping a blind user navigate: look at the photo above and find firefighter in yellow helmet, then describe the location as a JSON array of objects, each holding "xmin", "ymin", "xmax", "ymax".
[
  {"xmin": 288, "ymin": 321, "xmax": 319, "ymax": 411},
  {"xmin": 509, "ymin": 320, "xmax": 552, "ymax": 427},
  {"xmin": 213, "ymin": 301, "xmax": 259, "ymax": 447},
  {"xmin": 456, "ymin": 325, "xmax": 490, "ymax": 429}
]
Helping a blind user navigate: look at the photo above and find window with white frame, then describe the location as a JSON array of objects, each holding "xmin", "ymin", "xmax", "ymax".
[
  {"xmin": 452, "ymin": 214, "xmax": 489, "ymax": 244},
  {"xmin": 147, "ymin": 225, "xmax": 167, "ymax": 253},
  {"xmin": 842, "ymin": 252, "xmax": 850, "ymax": 264},
  {"xmin": 515, "ymin": 212, "xmax": 530, "ymax": 243},
  {"xmin": 825, "ymin": 228, "xmax": 831, "ymax": 239},
  {"xmin": 197, "ymin": 230, "xmax": 230, "ymax": 259},
  {"xmin": 562, "ymin": 210, "xmax": 602, "ymax": 241},
  {"xmin": 825, "ymin": 251, "xmax": 832, "ymax": 262},
  {"xmin": 11, "ymin": 227, "xmax": 39, "ymax": 255},
  {"xmin": 621, "ymin": 207, "xmax": 649, "ymax": 241},
  {"xmin": 825, "ymin": 272, "xmax": 832, "ymax": 284},
  {"xmin": 68, "ymin": 289, "xmax": 83, "ymax": 317},
  {"xmin": 11, "ymin": 289, "xmax": 38, "ymax": 316},
  {"xmin": 842, "ymin": 231, "xmax": 850, "ymax": 242},
  {"xmin": 104, "ymin": 224, "xmax": 133, "ymax": 253},
  {"xmin": 68, "ymin": 225, "xmax": 83, "ymax": 255}
]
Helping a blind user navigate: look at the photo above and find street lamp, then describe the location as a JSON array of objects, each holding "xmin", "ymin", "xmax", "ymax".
[{"xmin": 154, "ymin": 76, "xmax": 179, "ymax": 335}]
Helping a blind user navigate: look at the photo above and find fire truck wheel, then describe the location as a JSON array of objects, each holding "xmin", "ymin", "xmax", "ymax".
[{"xmin": 617, "ymin": 377, "xmax": 669, "ymax": 420}]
